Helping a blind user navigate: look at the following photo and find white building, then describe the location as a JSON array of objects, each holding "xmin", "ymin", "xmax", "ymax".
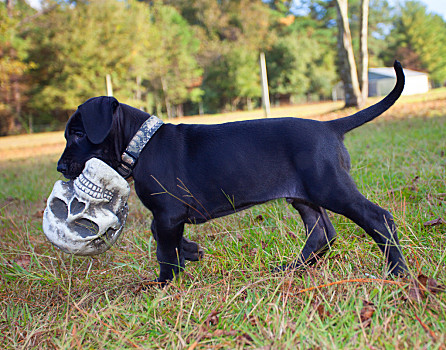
[
  {"xmin": 332, "ymin": 67, "xmax": 430, "ymax": 100},
  {"xmin": 368, "ymin": 67, "xmax": 429, "ymax": 96}
]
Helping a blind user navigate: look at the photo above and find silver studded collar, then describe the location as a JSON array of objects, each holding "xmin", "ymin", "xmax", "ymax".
[{"xmin": 117, "ymin": 116, "xmax": 163, "ymax": 179}]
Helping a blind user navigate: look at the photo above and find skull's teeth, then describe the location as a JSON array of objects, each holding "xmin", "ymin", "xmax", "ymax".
[
  {"xmin": 74, "ymin": 173, "xmax": 114, "ymax": 201},
  {"xmin": 75, "ymin": 174, "xmax": 102, "ymax": 199}
]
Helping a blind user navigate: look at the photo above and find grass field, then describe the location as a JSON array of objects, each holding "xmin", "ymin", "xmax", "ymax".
[{"xmin": 0, "ymin": 99, "xmax": 445, "ymax": 348}]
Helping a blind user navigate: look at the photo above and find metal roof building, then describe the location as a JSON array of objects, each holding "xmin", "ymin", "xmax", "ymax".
[
  {"xmin": 368, "ymin": 67, "xmax": 429, "ymax": 96},
  {"xmin": 332, "ymin": 67, "xmax": 430, "ymax": 100}
]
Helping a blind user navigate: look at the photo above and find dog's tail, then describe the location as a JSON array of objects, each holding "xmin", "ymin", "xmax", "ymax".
[{"xmin": 328, "ymin": 60, "xmax": 405, "ymax": 135}]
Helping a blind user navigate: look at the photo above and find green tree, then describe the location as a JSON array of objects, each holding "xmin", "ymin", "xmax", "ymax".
[
  {"xmin": 334, "ymin": 0, "xmax": 370, "ymax": 108},
  {"xmin": 347, "ymin": 0, "xmax": 395, "ymax": 67},
  {"xmin": 384, "ymin": 0, "xmax": 446, "ymax": 85},
  {"xmin": 136, "ymin": 3, "xmax": 203, "ymax": 118},
  {"xmin": 28, "ymin": 0, "xmax": 202, "ymax": 121},
  {"xmin": 165, "ymin": 0, "xmax": 273, "ymax": 112},
  {"xmin": 27, "ymin": 0, "xmax": 148, "ymax": 125},
  {"xmin": 265, "ymin": 6, "xmax": 337, "ymax": 103},
  {"xmin": 202, "ymin": 46, "xmax": 261, "ymax": 112},
  {"xmin": 266, "ymin": 35, "xmax": 312, "ymax": 102},
  {"xmin": 0, "ymin": 0, "xmax": 35, "ymax": 135}
]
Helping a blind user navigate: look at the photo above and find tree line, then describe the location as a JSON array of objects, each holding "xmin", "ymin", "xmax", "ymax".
[{"xmin": 1, "ymin": 0, "xmax": 445, "ymax": 135}]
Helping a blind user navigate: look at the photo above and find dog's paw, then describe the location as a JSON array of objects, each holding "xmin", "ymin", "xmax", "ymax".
[
  {"xmin": 182, "ymin": 237, "xmax": 204, "ymax": 261},
  {"xmin": 272, "ymin": 265, "xmax": 285, "ymax": 274},
  {"xmin": 387, "ymin": 261, "xmax": 409, "ymax": 277},
  {"xmin": 273, "ymin": 260, "xmax": 307, "ymax": 274}
]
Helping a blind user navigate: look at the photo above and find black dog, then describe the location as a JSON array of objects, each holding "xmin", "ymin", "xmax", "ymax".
[{"xmin": 58, "ymin": 61, "xmax": 408, "ymax": 283}]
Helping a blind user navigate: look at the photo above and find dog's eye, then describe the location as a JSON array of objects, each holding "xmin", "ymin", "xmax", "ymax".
[{"xmin": 74, "ymin": 131, "xmax": 85, "ymax": 138}]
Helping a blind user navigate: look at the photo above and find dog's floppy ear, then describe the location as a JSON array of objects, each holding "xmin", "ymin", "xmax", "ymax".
[{"xmin": 78, "ymin": 96, "xmax": 119, "ymax": 144}]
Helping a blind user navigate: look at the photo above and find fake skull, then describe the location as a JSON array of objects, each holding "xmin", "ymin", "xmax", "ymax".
[{"xmin": 43, "ymin": 158, "xmax": 130, "ymax": 256}]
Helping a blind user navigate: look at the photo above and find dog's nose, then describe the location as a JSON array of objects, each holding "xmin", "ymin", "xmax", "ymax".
[{"xmin": 57, "ymin": 162, "xmax": 67, "ymax": 174}]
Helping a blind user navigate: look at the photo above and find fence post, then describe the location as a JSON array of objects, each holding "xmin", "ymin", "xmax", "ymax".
[
  {"xmin": 105, "ymin": 74, "xmax": 113, "ymax": 97},
  {"xmin": 259, "ymin": 52, "xmax": 271, "ymax": 118}
]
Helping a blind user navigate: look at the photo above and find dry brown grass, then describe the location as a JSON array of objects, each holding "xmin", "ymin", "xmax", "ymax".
[{"xmin": 0, "ymin": 131, "xmax": 65, "ymax": 161}]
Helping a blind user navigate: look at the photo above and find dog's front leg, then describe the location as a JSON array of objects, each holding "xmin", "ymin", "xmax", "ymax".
[
  {"xmin": 151, "ymin": 219, "xmax": 185, "ymax": 283},
  {"xmin": 292, "ymin": 202, "xmax": 337, "ymax": 267},
  {"xmin": 278, "ymin": 202, "xmax": 337, "ymax": 272}
]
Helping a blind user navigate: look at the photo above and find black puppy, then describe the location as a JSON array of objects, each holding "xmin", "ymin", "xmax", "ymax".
[{"xmin": 58, "ymin": 61, "xmax": 408, "ymax": 283}]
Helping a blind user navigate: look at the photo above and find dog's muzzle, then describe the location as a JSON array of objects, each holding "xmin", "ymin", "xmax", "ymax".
[{"xmin": 43, "ymin": 158, "xmax": 130, "ymax": 256}]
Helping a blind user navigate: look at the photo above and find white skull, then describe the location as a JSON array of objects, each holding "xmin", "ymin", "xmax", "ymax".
[{"xmin": 43, "ymin": 158, "xmax": 130, "ymax": 256}]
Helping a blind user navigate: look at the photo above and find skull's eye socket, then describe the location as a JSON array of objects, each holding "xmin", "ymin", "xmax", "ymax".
[
  {"xmin": 75, "ymin": 218, "xmax": 99, "ymax": 238},
  {"xmin": 70, "ymin": 198, "xmax": 86, "ymax": 215},
  {"xmin": 50, "ymin": 198, "xmax": 68, "ymax": 219}
]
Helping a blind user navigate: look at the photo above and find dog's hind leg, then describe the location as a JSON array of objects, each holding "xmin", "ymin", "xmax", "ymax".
[
  {"xmin": 279, "ymin": 201, "xmax": 337, "ymax": 271},
  {"xmin": 331, "ymin": 194, "xmax": 407, "ymax": 275},
  {"xmin": 315, "ymin": 173, "xmax": 408, "ymax": 276}
]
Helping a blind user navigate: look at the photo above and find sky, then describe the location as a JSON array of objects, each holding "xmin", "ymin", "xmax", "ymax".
[
  {"xmin": 289, "ymin": 0, "xmax": 446, "ymax": 20},
  {"xmin": 423, "ymin": 0, "xmax": 446, "ymax": 19},
  {"xmin": 27, "ymin": 0, "xmax": 446, "ymax": 20},
  {"xmin": 395, "ymin": 0, "xmax": 446, "ymax": 19}
]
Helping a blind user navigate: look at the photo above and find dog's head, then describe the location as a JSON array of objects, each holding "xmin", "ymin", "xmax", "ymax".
[{"xmin": 57, "ymin": 96, "xmax": 120, "ymax": 179}]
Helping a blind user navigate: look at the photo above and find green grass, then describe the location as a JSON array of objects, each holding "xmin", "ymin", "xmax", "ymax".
[{"xmin": 0, "ymin": 116, "xmax": 445, "ymax": 349}]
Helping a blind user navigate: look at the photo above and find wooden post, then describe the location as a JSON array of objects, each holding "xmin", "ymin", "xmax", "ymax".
[
  {"xmin": 259, "ymin": 52, "xmax": 271, "ymax": 118},
  {"xmin": 105, "ymin": 74, "xmax": 113, "ymax": 97}
]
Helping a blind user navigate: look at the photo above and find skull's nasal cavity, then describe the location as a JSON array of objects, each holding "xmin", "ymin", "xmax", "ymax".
[{"xmin": 70, "ymin": 198, "xmax": 86, "ymax": 215}]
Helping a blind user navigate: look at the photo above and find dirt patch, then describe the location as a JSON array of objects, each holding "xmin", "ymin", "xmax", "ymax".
[
  {"xmin": 314, "ymin": 98, "xmax": 446, "ymax": 122},
  {"xmin": 0, "ymin": 131, "xmax": 65, "ymax": 161},
  {"xmin": 1, "ymin": 98, "xmax": 445, "ymax": 161},
  {"xmin": 0, "ymin": 143, "xmax": 65, "ymax": 161}
]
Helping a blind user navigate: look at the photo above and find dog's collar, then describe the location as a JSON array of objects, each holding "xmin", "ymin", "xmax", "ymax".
[{"xmin": 117, "ymin": 116, "xmax": 163, "ymax": 179}]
